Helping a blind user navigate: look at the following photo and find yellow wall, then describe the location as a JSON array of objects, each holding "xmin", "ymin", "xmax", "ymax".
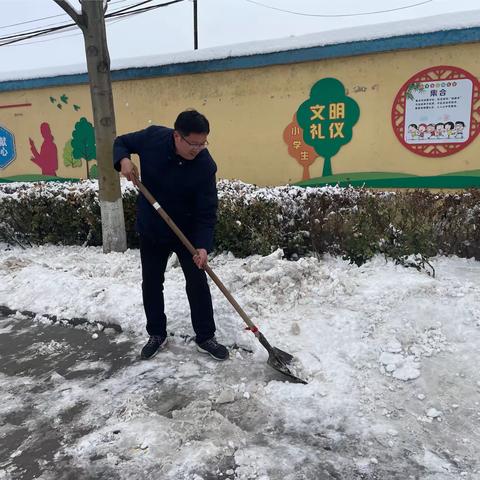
[
  {"xmin": 1, "ymin": 41, "xmax": 479, "ymax": 186},
  {"xmin": 0, "ymin": 86, "xmax": 93, "ymax": 179}
]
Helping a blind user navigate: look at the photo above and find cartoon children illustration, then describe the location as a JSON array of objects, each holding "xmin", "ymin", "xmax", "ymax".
[
  {"xmin": 418, "ymin": 124, "xmax": 427, "ymax": 139},
  {"xmin": 425, "ymin": 124, "xmax": 435, "ymax": 140},
  {"xmin": 444, "ymin": 121, "xmax": 455, "ymax": 139},
  {"xmin": 435, "ymin": 122, "xmax": 445, "ymax": 138},
  {"xmin": 408, "ymin": 123, "xmax": 419, "ymax": 140},
  {"xmin": 29, "ymin": 122, "xmax": 58, "ymax": 176},
  {"xmin": 455, "ymin": 121, "xmax": 465, "ymax": 139}
]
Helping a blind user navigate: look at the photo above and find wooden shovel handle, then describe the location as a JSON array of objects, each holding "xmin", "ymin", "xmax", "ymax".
[{"xmin": 133, "ymin": 176, "xmax": 259, "ymax": 333}]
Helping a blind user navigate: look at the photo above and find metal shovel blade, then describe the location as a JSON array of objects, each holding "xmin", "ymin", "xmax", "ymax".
[
  {"xmin": 268, "ymin": 347, "xmax": 308, "ymax": 384},
  {"xmin": 258, "ymin": 332, "xmax": 308, "ymax": 384}
]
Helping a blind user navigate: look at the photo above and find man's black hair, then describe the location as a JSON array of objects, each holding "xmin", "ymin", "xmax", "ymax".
[{"xmin": 174, "ymin": 109, "xmax": 210, "ymax": 136}]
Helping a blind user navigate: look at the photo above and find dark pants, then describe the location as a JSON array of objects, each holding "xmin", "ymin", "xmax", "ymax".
[{"xmin": 139, "ymin": 235, "xmax": 216, "ymax": 344}]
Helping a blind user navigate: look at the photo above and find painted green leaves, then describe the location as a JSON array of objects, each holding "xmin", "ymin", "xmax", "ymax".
[
  {"xmin": 297, "ymin": 78, "xmax": 360, "ymax": 177},
  {"xmin": 72, "ymin": 117, "xmax": 96, "ymax": 162},
  {"xmin": 62, "ymin": 117, "xmax": 97, "ymax": 178},
  {"xmin": 48, "ymin": 93, "xmax": 80, "ymax": 112},
  {"xmin": 63, "ymin": 140, "xmax": 81, "ymax": 168}
]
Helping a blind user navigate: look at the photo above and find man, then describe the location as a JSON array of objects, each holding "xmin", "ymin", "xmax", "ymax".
[{"xmin": 113, "ymin": 109, "xmax": 228, "ymax": 361}]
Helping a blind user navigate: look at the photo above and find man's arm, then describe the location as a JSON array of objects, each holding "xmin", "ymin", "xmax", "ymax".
[{"xmin": 113, "ymin": 126, "xmax": 152, "ymax": 173}]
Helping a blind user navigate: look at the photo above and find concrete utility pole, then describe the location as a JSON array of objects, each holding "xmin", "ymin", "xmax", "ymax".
[
  {"xmin": 193, "ymin": 0, "xmax": 198, "ymax": 49},
  {"xmin": 53, "ymin": 0, "xmax": 127, "ymax": 253}
]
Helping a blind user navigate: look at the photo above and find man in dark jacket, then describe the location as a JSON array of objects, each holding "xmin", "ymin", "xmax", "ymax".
[{"xmin": 113, "ymin": 110, "xmax": 228, "ymax": 361}]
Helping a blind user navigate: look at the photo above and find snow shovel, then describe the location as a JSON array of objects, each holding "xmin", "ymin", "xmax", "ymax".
[{"xmin": 133, "ymin": 177, "xmax": 307, "ymax": 385}]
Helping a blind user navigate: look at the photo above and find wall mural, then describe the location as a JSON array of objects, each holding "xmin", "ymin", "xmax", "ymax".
[
  {"xmin": 69, "ymin": 117, "xmax": 97, "ymax": 179},
  {"xmin": 49, "ymin": 93, "xmax": 98, "ymax": 178},
  {"xmin": 285, "ymin": 70, "xmax": 480, "ymax": 189},
  {"xmin": 0, "ymin": 90, "xmax": 98, "ymax": 182},
  {"xmin": 387, "ymin": 65, "xmax": 480, "ymax": 188},
  {"xmin": 392, "ymin": 66, "xmax": 480, "ymax": 157},
  {"xmin": 50, "ymin": 94, "xmax": 81, "ymax": 112},
  {"xmin": 282, "ymin": 114, "xmax": 318, "ymax": 181},
  {"xmin": 0, "ymin": 125, "xmax": 16, "ymax": 169},
  {"xmin": 283, "ymin": 77, "xmax": 360, "ymax": 184},
  {"xmin": 0, "ymin": 102, "xmax": 32, "ymax": 110},
  {"xmin": 29, "ymin": 122, "xmax": 58, "ymax": 176}
]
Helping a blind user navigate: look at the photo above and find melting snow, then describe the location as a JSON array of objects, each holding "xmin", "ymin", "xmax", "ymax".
[{"xmin": 1, "ymin": 244, "xmax": 480, "ymax": 478}]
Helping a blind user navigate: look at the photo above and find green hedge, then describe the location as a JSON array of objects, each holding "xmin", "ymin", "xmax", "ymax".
[{"xmin": 1, "ymin": 180, "xmax": 479, "ymax": 270}]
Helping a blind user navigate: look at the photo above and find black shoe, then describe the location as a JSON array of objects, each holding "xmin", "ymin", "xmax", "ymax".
[
  {"xmin": 141, "ymin": 335, "xmax": 167, "ymax": 359},
  {"xmin": 196, "ymin": 337, "xmax": 229, "ymax": 361}
]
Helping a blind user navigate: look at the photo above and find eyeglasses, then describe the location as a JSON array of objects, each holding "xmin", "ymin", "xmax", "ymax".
[{"xmin": 180, "ymin": 135, "xmax": 209, "ymax": 149}]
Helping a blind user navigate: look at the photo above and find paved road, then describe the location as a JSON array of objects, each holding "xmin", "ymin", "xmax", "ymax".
[
  {"xmin": 3, "ymin": 309, "xmax": 472, "ymax": 480},
  {"xmin": 0, "ymin": 311, "xmax": 135, "ymax": 480}
]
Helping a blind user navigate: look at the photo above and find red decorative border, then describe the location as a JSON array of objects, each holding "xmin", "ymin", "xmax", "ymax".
[{"xmin": 391, "ymin": 66, "xmax": 480, "ymax": 157}]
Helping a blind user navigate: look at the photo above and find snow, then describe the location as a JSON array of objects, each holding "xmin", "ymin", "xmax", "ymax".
[
  {"xmin": 0, "ymin": 178, "xmax": 136, "ymax": 201},
  {"xmin": 1, "ymin": 243, "xmax": 480, "ymax": 477},
  {"xmin": 1, "ymin": 9, "xmax": 480, "ymax": 83}
]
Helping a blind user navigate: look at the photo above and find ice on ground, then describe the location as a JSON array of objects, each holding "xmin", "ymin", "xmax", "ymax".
[{"xmin": 392, "ymin": 358, "xmax": 421, "ymax": 381}]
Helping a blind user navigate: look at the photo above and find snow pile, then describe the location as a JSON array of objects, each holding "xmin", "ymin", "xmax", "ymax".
[{"xmin": 378, "ymin": 327, "xmax": 449, "ymax": 381}]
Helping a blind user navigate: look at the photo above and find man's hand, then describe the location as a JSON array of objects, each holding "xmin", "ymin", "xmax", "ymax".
[
  {"xmin": 193, "ymin": 249, "xmax": 208, "ymax": 269},
  {"xmin": 120, "ymin": 157, "xmax": 139, "ymax": 182}
]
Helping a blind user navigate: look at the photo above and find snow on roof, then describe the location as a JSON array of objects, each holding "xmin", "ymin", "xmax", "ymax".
[{"xmin": 1, "ymin": 9, "xmax": 480, "ymax": 83}]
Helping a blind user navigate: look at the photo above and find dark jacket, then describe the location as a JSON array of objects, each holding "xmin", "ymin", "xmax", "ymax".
[{"xmin": 113, "ymin": 126, "xmax": 218, "ymax": 252}]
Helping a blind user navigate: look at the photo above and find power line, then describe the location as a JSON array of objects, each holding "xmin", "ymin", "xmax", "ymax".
[
  {"xmin": 0, "ymin": 0, "xmax": 131, "ymax": 29},
  {"xmin": 2, "ymin": 16, "xmax": 132, "ymax": 48},
  {"xmin": 0, "ymin": 0, "xmax": 186, "ymax": 47},
  {"xmin": 0, "ymin": 22, "xmax": 77, "ymax": 43},
  {"xmin": 0, "ymin": 0, "xmax": 156, "ymax": 43},
  {"xmin": 242, "ymin": 0, "xmax": 434, "ymax": 18},
  {"xmin": 8, "ymin": 0, "xmax": 161, "ymax": 41},
  {"xmin": 0, "ymin": 12, "xmax": 68, "ymax": 30}
]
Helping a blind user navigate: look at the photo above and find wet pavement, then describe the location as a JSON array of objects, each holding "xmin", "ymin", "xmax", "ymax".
[
  {"xmin": 0, "ymin": 311, "xmax": 135, "ymax": 480},
  {"xmin": 1, "ymin": 309, "xmax": 478, "ymax": 480},
  {"xmin": 0, "ymin": 312, "xmax": 341, "ymax": 480},
  {"xmin": 0, "ymin": 311, "xmax": 293, "ymax": 480}
]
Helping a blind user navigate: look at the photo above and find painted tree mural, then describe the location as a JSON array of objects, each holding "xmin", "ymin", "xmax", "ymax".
[
  {"xmin": 297, "ymin": 78, "xmax": 360, "ymax": 177},
  {"xmin": 283, "ymin": 114, "xmax": 318, "ymax": 180},
  {"xmin": 63, "ymin": 140, "xmax": 81, "ymax": 168},
  {"xmin": 71, "ymin": 117, "xmax": 97, "ymax": 179}
]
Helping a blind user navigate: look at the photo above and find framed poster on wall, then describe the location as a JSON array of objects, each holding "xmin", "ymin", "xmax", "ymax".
[{"xmin": 392, "ymin": 66, "xmax": 480, "ymax": 157}]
